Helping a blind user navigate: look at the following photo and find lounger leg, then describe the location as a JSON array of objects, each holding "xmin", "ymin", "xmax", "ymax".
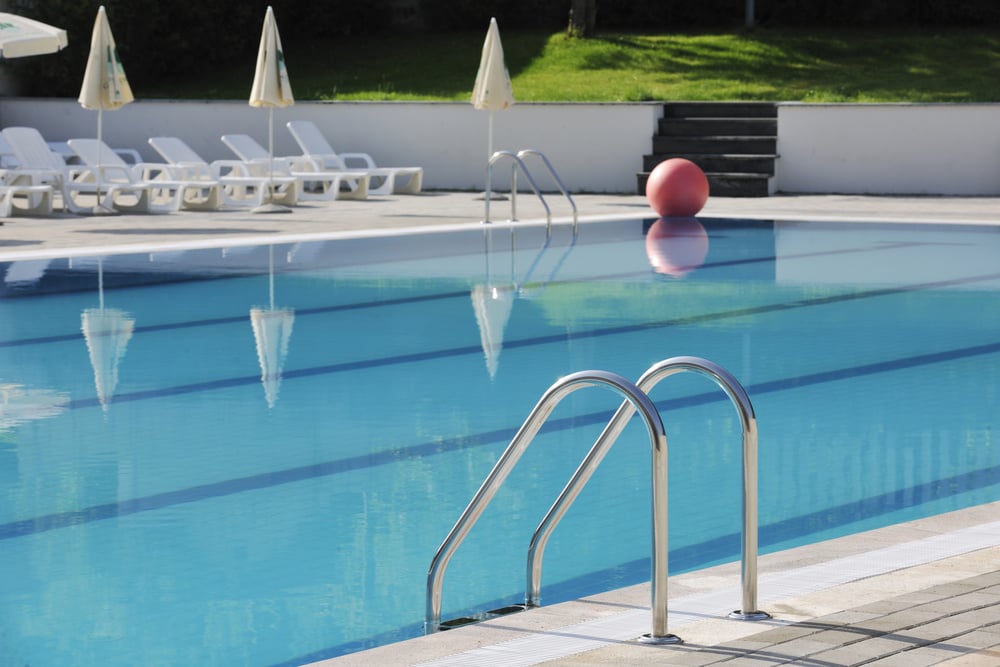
[
  {"xmin": 395, "ymin": 171, "xmax": 423, "ymax": 195},
  {"xmin": 0, "ymin": 190, "xmax": 12, "ymax": 218},
  {"xmin": 369, "ymin": 174, "xmax": 395, "ymax": 196},
  {"xmin": 181, "ymin": 184, "xmax": 223, "ymax": 210},
  {"xmin": 107, "ymin": 186, "xmax": 153, "ymax": 213},
  {"xmin": 270, "ymin": 181, "xmax": 299, "ymax": 206},
  {"xmin": 336, "ymin": 175, "xmax": 370, "ymax": 200},
  {"xmin": 16, "ymin": 187, "xmax": 54, "ymax": 216}
]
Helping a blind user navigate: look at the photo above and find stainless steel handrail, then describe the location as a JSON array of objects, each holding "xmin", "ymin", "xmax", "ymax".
[
  {"xmin": 516, "ymin": 149, "xmax": 578, "ymax": 233},
  {"xmin": 526, "ymin": 356, "xmax": 769, "ymax": 622},
  {"xmin": 484, "ymin": 150, "xmax": 551, "ymax": 228},
  {"xmin": 425, "ymin": 370, "xmax": 680, "ymax": 643}
]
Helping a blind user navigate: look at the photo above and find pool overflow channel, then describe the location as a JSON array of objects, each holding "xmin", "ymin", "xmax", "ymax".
[{"xmin": 425, "ymin": 356, "xmax": 770, "ymax": 645}]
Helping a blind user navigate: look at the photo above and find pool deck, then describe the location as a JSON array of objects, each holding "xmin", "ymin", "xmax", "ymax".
[
  {"xmin": 3, "ymin": 192, "xmax": 999, "ymax": 666},
  {"xmin": 2, "ymin": 191, "xmax": 1000, "ymax": 260}
]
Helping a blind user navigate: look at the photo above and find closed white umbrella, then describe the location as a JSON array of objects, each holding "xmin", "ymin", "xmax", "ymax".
[
  {"xmin": 249, "ymin": 5, "xmax": 294, "ymax": 214},
  {"xmin": 78, "ymin": 6, "xmax": 132, "ymax": 215},
  {"xmin": 0, "ymin": 13, "xmax": 67, "ymax": 58},
  {"xmin": 472, "ymin": 17, "xmax": 515, "ymax": 201}
]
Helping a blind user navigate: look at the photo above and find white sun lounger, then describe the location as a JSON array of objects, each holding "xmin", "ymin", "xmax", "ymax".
[
  {"xmin": 1, "ymin": 126, "xmax": 129, "ymax": 214},
  {"xmin": 68, "ymin": 138, "xmax": 228, "ymax": 213},
  {"xmin": 148, "ymin": 136, "xmax": 298, "ymax": 208},
  {"xmin": 286, "ymin": 120, "xmax": 423, "ymax": 196},
  {"xmin": 220, "ymin": 133, "xmax": 369, "ymax": 201},
  {"xmin": 0, "ymin": 177, "xmax": 54, "ymax": 218}
]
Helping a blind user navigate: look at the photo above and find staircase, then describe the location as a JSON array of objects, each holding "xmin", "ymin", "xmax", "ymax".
[{"xmin": 638, "ymin": 102, "xmax": 778, "ymax": 198}]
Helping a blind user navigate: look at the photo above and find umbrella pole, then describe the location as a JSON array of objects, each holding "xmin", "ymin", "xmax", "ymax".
[
  {"xmin": 96, "ymin": 109, "xmax": 102, "ymax": 205},
  {"xmin": 268, "ymin": 106, "xmax": 274, "ymax": 204},
  {"xmin": 92, "ymin": 109, "xmax": 116, "ymax": 216},
  {"xmin": 477, "ymin": 110, "xmax": 506, "ymax": 203},
  {"xmin": 253, "ymin": 107, "xmax": 291, "ymax": 214},
  {"xmin": 487, "ymin": 110, "xmax": 493, "ymax": 201}
]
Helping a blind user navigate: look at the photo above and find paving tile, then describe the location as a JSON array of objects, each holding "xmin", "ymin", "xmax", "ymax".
[
  {"xmin": 730, "ymin": 624, "xmax": 819, "ymax": 644},
  {"xmin": 919, "ymin": 592, "xmax": 999, "ymax": 615},
  {"xmin": 808, "ymin": 635, "xmax": 927, "ymax": 664},
  {"xmin": 908, "ymin": 610, "xmax": 1000, "ymax": 643},
  {"xmin": 936, "ymin": 647, "xmax": 1000, "ymax": 665},
  {"xmin": 864, "ymin": 645, "xmax": 965, "ymax": 666},
  {"xmin": 942, "ymin": 628, "xmax": 1000, "ymax": 651},
  {"xmin": 850, "ymin": 609, "xmax": 942, "ymax": 634}
]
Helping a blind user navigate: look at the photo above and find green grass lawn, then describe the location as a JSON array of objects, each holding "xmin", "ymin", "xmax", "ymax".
[{"xmin": 144, "ymin": 28, "xmax": 1000, "ymax": 103}]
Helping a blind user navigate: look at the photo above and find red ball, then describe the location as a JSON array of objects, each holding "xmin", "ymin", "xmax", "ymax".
[
  {"xmin": 645, "ymin": 217, "xmax": 709, "ymax": 277},
  {"xmin": 645, "ymin": 158, "xmax": 709, "ymax": 217}
]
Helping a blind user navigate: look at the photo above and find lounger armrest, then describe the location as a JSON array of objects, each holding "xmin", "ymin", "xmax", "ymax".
[
  {"xmin": 65, "ymin": 165, "xmax": 97, "ymax": 183},
  {"xmin": 89, "ymin": 164, "xmax": 137, "ymax": 183},
  {"xmin": 339, "ymin": 152, "xmax": 378, "ymax": 170},
  {"xmin": 209, "ymin": 159, "xmax": 254, "ymax": 178},
  {"xmin": 113, "ymin": 148, "xmax": 143, "ymax": 165},
  {"xmin": 282, "ymin": 155, "xmax": 321, "ymax": 172},
  {"xmin": 134, "ymin": 162, "xmax": 174, "ymax": 181},
  {"xmin": 169, "ymin": 162, "xmax": 214, "ymax": 181}
]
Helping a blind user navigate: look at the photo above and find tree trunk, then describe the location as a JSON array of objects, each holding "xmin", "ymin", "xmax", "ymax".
[{"xmin": 568, "ymin": 0, "xmax": 597, "ymax": 38}]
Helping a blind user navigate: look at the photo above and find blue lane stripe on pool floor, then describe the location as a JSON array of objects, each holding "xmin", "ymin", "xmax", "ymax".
[{"xmin": 2, "ymin": 337, "xmax": 999, "ymax": 543}]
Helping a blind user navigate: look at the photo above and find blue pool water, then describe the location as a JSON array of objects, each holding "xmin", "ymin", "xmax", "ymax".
[{"xmin": 0, "ymin": 216, "xmax": 998, "ymax": 666}]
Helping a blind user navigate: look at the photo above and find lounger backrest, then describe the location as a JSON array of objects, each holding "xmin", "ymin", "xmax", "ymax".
[
  {"xmin": 286, "ymin": 120, "xmax": 335, "ymax": 156},
  {"xmin": 67, "ymin": 138, "xmax": 130, "ymax": 169},
  {"xmin": 220, "ymin": 134, "xmax": 269, "ymax": 162},
  {"xmin": 2, "ymin": 127, "xmax": 65, "ymax": 170},
  {"xmin": 148, "ymin": 136, "xmax": 204, "ymax": 165}
]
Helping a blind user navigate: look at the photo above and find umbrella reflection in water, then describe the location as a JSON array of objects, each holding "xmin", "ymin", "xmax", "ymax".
[
  {"xmin": 81, "ymin": 258, "xmax": 134, "ymax": 411},
  {"xmin": 470, "ymin": 225, "xmax": 580, "ymax": 379},
  {"xmin": 250, "ymin": 245, "xmax": 294, "ymax": 408},
  {"xmin": 470, "ymin": 227, "xmax": 518, "ymax": 380},
  {"xmin": 471, "ymin": 283, "xmax": 514, "ymax": 381}
]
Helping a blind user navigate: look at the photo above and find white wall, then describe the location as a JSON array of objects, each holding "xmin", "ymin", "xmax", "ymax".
[
  {"xmin": 0, "ymin": 99, "xmax": 662, "ymax": 193},
  {"xmin": 8, "ymin": 98, "xmax": 1000, "ymax": 195},
  {"xmin": 776, "ymin": 103, "xmax": 1000, "ymax": 195}
]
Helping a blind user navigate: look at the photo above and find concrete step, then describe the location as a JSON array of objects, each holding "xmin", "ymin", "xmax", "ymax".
[
  {"xmin": 653, "ymin": 135, "xmax": 777, "ymax": 155},
  {"xmin": 658, "ymin": 117, "xmax": 777, "ymax": 137},
  {"xmin": 642, "ymin": 153, "xmax": 775, "ymax": 175},
  {"xmin": 664, "ymin": 101, "xmax": 778, "ymax": 118},
  {"xmin": 639, "ymin": 102, "xmax": 778, "ymax": 198}
]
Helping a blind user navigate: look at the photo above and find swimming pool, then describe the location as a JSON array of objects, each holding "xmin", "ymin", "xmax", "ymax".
[{"xmin": 0, "ymin": 216, "xmax": 998, "ymax": 666}]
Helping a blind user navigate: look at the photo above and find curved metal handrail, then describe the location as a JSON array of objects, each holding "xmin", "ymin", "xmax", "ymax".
[
  {"xmin": 516, "ymin": 149, "xmax": 578, "ymax": 233},
  {"xmin": 484, "ymin": 150, "xmax": 551, "ymax": 229},
  {"xmin": 425, "ymin": 370, "xmax": 677, "ymax": 642},
  {"xmin": 526, "ymin": 356, "xmax": 769, "ymax": 622}
]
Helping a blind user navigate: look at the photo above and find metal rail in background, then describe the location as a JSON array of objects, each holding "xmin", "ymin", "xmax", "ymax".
[
  {"xmin": 515, "ymin": 149, "xmax": 578, "ymax": 233},
  {"xmin": 483, "ymin": 149, "xmax": 577, "ymax": 233}
]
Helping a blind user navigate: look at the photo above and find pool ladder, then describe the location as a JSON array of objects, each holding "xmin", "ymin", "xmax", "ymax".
[
  {"xmin": 426, "ymin": 356, "xmax": 770, "ymax": 644},
  {"xmin": 484, "ymin": 149, "xmax": 578, "ymax": 234}
]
